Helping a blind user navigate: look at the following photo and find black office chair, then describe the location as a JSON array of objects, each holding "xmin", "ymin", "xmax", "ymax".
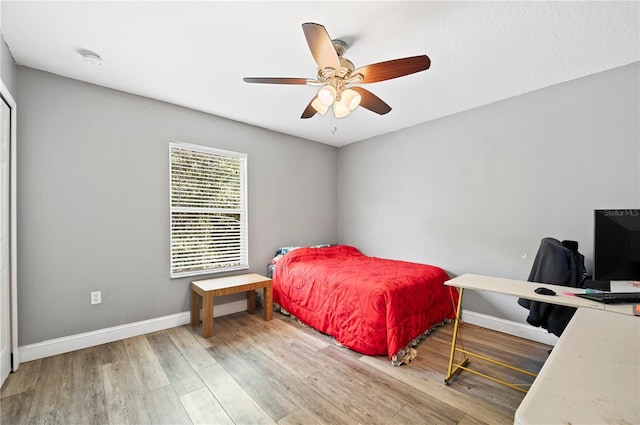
[{"xmin": 518, "ymin": 238, "xmax": 586, "ymax": 337}]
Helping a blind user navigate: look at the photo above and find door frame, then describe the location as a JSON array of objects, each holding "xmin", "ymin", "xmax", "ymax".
[{"xmin": 1, "ymin": 79, "xmax": 19, "ymax": 373}]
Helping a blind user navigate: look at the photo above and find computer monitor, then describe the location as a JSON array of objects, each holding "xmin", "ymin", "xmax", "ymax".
[{"xmin": 593, "ymin": 209, "xmax": 640, "ymax": 281}]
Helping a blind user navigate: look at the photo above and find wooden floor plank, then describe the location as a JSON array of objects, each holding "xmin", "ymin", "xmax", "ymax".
[
  {"xmin": 166, "ymin": 326, "xmax": 218, "ymax": 371},
  {"xmin": 94, "ymin": 339, "xmax": 124, "ymax": 366},
  {"xmin": 25, "ymin": 407, "xmax": 67, "ymax": 425},
  {"xmin": 197, "ymin": 364, "xmax": 276, "ymax": 425},
  {"xmin": 211, "ymin": 316, "xmax": 385, "ymax": 424},
  {"xmin": 457, "ymin": 413, "xmax": 492, "ymax": 425},
  {"xmin": 102, "ymin": 362, "xmax": 152, "ymax": 425},
  {"xmin": 143, "ymin": 384, "xmax": 192, "ymax": 425},
  {"xmin": 315, "ymin": 344, "xmax": 468, "ymax": 424},
  {"xmin": 392, "ymin": 402, "xmax": 468, "ymax": 425},
  {"xmin": 235, "ymin": 311, "xmax": 331, "ymax": 351},
  {"xmin": 27, "ymin": 354, "xmax": 71, "ymax": 418},
  {"xmin": 146, "ymin": 331, "xmax": 205, "ymax": 396},
  {"xmin": 101, "ymin": 340, "xmax": 151, "ymax": 425},
  {"xmin": 0, "ymin": 390, "xmax": 33, "ymax": 425},
  {"xmin": 183, "ymin": 323, "xmax": 215, "ymax": 349},
  {"xmin": 208, "ymin": 342, "xmax": 307, "ymax": 421},
  {"xmin": 302, "ymin": 369, "xmax": 404, "ymax": 424},
  {"xmin": 212, "ymin": 313, "xmax": 322, "ymax": 379},
  {"xmin": 123, "ymin": 335, "xmax": 171, "ymax": 393},
  {"xmin": 276, "ymin": 406, "xmax": 334, "ymax": 425},
  {"xmin": 179, "ymin": 386, "xmax": 234, "ymax": 425},
  {"xmin": 63, "ymin": 347, "xmax": 109, "ymax": 424},
  {"xmin": 360, "ymin": 354, "xmax": 516, "ymax": 424},
  {"xmin": 0, "ymin": 359, "xmax": 41, "ymax": 399}
]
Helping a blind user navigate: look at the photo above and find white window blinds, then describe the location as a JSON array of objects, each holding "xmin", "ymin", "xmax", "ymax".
[{"xmin": 170, "ymin": 142, "xmax": 248, "ymax": 277}]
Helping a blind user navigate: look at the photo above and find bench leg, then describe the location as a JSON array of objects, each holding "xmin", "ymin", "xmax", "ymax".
[
  {"xmin": 263, "ymin": 284, "xmax": 273, "ymax": 321},
  {"xmin": 190, "ymin": 289, "xmax": 201, "ymax": 326},
  {"xmin": 202, "ymin": 293, "xmax": 214, "ymax": 339},
  {"xmin": 247, "ymin": 290, "xmax": 256, "ymax": 313}
]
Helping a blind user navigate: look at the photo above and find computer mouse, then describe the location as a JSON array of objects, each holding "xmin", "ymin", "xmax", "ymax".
[{"xmin": 535, "ymin": 287, "xmax": 556, "ymax": 296}]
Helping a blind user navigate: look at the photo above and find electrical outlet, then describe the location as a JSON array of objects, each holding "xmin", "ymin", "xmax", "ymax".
[{"xmin": 91, "ymin": 291, "xmax": 101, "ymax": 305}]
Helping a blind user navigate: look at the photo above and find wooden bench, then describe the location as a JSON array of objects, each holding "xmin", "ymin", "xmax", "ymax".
[{"xmin": 190, "ymin": 273, "xmax": 273, "ymax": 338}]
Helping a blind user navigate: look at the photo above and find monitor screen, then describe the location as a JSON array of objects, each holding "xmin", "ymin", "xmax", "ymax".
[{"xmin": 593, "ymin": 209, "xmax": 640, "ymax": 281}]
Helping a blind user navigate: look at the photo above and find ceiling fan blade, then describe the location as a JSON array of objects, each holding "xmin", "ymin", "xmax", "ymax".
[
  {"xmin": 301, "ymin": 97, "xmax": 318, "ymax": 119},
  {"xmin": 302, "ymin": 23, "xmax": 341, "ymax": 70},
  {"xmin": 352, "ymin": 55, "xmax": 431, "ymax": 83},
  {"xmin": 243, "ymin": 77, "xmax": 309, "ymax": 85},
  {"xmin": 351, "ymin": 87, "xmax": 392, "ymax": 115}
]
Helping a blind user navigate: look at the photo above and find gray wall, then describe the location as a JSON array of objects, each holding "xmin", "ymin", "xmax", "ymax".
[
  {"xmin": 1, "ymin": 34, "xmax": 16, "ymax": 96},
  {"xmin": 338, "ymin": 62, "xmax": 640, "ymax": 322},
  {"xmin": 14, "ymin": 60, "xmax": 640, "ymax": 344},
  {"xmin": 16, "ymin": 67, "xmax": 338, "ymax": 345}
]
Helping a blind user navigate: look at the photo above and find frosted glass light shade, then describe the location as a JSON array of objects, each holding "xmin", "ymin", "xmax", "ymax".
[
  {"xmin": 341, "ymin": 89, "xmax": 361, "ymax": 111},
  {"xmin": 311, "ymin": 98, "xmax": 329, "ymax": 116},
  {"xmin": 333, "ymin": 99, "xmax": 350, "ymax": 118},
  {"xmin": 317, "ymin": 85, "xmax": 337, "ymax": 106}
]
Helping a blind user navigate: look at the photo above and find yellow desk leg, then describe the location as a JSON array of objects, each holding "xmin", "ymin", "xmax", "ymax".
[
  {"xmin": 443, "ymin": 286, "xmax": 536, "ymax": 392},
  {"xmin": 445, "ymin": 287, "xmax": 469, "ymax": 384}
]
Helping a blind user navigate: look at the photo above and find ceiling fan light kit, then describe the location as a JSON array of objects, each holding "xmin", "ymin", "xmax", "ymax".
[
  {"xmin": 311, "ymin": 98, "xmax": 329, "ymax": 116},
  {"xmin": 317, "ymin": 85, "xmax": 337, "ymax": 106},
  {"xmin": 333, "ymin": 98, "xmax": 351, "ymax": 118},
  {"xmin": 342, "ymin": 89, "xmax": 361, "ymax": 110},
  {"xmin": 243, "ymin": 23, "xmax": 430, "ymax": 120}
]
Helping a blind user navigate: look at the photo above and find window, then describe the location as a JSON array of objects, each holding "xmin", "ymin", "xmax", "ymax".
[{"xmin": 170, "ymin": 141, "xmax": 248, "ymax": 277}]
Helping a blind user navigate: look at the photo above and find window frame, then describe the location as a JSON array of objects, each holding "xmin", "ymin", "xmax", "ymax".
[{"xmin": 169, "ymin": 141, "xmax": 248, "ymax": 278}]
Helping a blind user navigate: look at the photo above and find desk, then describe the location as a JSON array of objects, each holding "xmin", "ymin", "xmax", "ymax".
[
  {"xmin": 515, "ymin": 307, "xmax": 639, "ymax": 424},
  {"xmin": 444, "ymin": 274, "xmax": 635, "ymax": 391},
  {"xmin": 191, "ymin": 273, "xmax": 273, "ymax": 338},
  {"xmin": 445, "ymin": 273, "xmax": 608, "ymax": 310}
]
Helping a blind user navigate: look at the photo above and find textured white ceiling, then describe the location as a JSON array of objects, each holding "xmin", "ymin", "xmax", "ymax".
[{"xmin": 1, "ymin": 1, "xmax": 639, "ymax": 147}]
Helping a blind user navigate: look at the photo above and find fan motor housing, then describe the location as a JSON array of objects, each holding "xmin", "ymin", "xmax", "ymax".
[{"xmin": 332, "ymin": 39, "xmax": 348, "ymax": 57}]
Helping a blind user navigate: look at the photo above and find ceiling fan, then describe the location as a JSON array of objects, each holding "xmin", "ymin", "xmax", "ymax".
[{"xmin": 243, "ymin": 23, "xmax": 431, "ymax": 119}]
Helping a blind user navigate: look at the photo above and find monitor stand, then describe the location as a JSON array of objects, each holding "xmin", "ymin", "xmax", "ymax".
[{"xmin": 582, "ymin": 279, "xmax": 610, "ymax": 291}]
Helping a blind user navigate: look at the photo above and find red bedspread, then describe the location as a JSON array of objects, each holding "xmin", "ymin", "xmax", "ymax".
[{"xmin": 273, "ymin": 245, "xmax": 458, "ymax": 358}]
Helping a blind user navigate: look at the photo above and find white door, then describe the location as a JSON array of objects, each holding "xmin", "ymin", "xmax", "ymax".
[{"xmin": 0, "ymin": 94, "xmax": 11, "ymax": 384}]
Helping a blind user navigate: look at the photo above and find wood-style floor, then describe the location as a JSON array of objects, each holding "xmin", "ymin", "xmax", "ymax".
[{"xmin": 1, "ymin": 311, "xmax": 551, "ymax": 425}]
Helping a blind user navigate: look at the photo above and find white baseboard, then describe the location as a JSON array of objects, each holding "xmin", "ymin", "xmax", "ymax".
[
  {"xmin": 462, "ymin": 309, "xmax": 559, "ymax": 346},
  {"xmin": 19, "ymin": 300, "xmax": 248, "ymax": 363}
]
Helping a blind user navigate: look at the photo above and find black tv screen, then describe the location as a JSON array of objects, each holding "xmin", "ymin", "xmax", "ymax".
[{"xmin": 593, "ymin": 209, "xmax": 640, "ymax": 281}]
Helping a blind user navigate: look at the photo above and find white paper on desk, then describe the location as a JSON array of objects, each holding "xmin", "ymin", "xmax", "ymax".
[{"xmin": 609, "ymin": 280, "xmax": 640, "ymax": 292}]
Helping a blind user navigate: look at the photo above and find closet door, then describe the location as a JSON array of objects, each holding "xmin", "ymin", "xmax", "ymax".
[
  {"xmin": 0, "ymin": 94, "xmax": 11, "ymax": 384},
  {"xmin": 0, "ymin": 80, "xmax": 18, "ymax": 383}
]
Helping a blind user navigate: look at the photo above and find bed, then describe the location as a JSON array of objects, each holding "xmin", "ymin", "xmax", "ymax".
[{"xmin": 270, "ymin": 245, "xmax": 458, "ymax": 363}]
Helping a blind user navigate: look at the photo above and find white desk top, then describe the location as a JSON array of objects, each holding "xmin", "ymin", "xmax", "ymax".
[
  {"xmin": 446, "ymin": 274, "xmax": 635, "ymax": 315},
  {"xmin": 514, "ymin": 308, "xmax": 640, "ymax": 425}
]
